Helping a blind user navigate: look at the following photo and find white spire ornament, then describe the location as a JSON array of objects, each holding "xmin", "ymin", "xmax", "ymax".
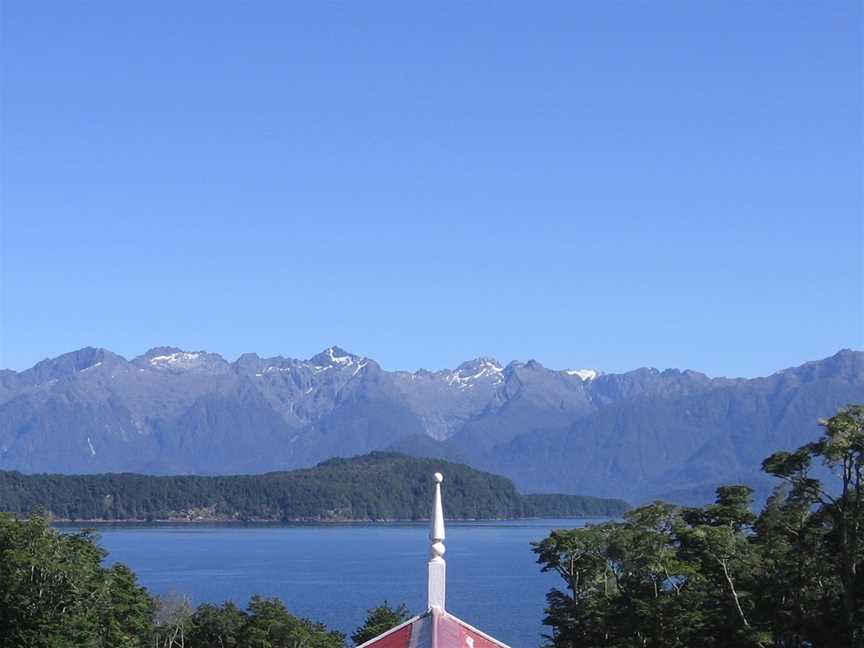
[
  {"xmin": 354, "ymin": 470, "xmax": 512, "ymax": 647},
  {"xmin": 427, "ymin": 472, "xmax": 446, "ymax": 611}
]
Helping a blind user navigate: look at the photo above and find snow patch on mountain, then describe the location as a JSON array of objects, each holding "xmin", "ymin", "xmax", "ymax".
[
  {"xmin": 264, "ymin": 366, "xmax": 291, "ymax": 374},
  {"xmin": 327, "ymin": 346, "xmax": 353, "ymax": 365},
  {"xmin": 566, "ymin": 368, "xmax": 598, "ymax": 381},
  {"xmin": 149, "ymin": 352, "xmax": 202, "ymax": 368}
]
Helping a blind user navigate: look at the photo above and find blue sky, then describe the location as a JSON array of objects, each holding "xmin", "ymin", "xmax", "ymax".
[{"xmin": 1, "ymin": 2, "xmax": 861, "ymax": 377}]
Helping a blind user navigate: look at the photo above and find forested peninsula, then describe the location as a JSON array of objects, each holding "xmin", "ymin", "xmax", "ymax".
[{"xmin": 0, "ymin": 452, "xmax": 628, "ymax": 522}]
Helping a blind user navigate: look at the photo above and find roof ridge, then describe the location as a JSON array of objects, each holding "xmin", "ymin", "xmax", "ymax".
[{"xmin": 354, "ymin": 612, "xmax": 429, "ymax": 648}]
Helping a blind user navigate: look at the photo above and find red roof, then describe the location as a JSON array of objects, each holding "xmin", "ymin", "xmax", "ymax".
[
  {"xmin": 363, "ymin": 624, "xmax": 413, "ymax": 648},
  {"xmin": 357, "ymin": 607, "xmax": 511, "ymax": 648}
]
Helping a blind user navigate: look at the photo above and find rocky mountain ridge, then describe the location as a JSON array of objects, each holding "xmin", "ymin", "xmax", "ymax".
[{"xmin": 1, "ymin": 346, "xmax": 860, "ymax": 503}]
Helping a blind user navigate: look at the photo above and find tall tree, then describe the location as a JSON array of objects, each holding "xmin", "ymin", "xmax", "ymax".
[
  {"xmin": 98, "ymin": 564, "xmax": 155, "ymax": 648},
  {"xmin": 752, "ymin": 485, "xmax": 834, "ymax": 647},
  {"xmin": 532, "ymin": 524, "xmax": 618, "ymax": 647},
  {"xmin": 762, "ymin": 405, "xmax": 864, "ymax": 648},
  {"xmin": 676, "ymin": 486, "xmax": 765, "ymax": 647},
  {"xmin": 605, "ymin": 503, "xmax": 690, "ymax": 647},
  {"xmin": 154, "ymin": 593, "xmax": 193, "ymax": 648},
  {"xmin": 352, "ymin": 602, "xmax": 410, "ymax": 646},
  {"xmin": 0, "ymin": 513, "xmax": 106, "ymax": 648}
]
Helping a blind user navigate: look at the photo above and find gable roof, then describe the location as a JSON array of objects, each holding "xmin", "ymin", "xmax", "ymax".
[{"xmin": 356, "ymin": 608, "xmax": 512, "ymax": 648}]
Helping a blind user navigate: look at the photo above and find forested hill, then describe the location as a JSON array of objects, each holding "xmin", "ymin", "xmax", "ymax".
[{"xmin": 0, "ymin": 452, "xmax": 628, "ymax": 521}]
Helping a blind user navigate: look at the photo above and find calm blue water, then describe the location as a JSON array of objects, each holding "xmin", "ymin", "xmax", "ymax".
[{"xmin": 60, "ymin": 519, "xmax": 590, "ymax": 647}]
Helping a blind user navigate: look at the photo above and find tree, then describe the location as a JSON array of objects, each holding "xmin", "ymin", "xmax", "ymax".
[
  {"xmin": 154, "ymin": 593, "xmax": 193, "ymax": 648},
  {"xmin": 762, "ymin": 405, "xmax": 864, "ymax": 648},
  {"xmin": 0, "ymin": 512, "xmax": 106, "ymax": 648},
  {"xmin": 604, "ymin": 502, "xmax": 691, "ymax": 647},
  {"xmin": 352, "ymin": 602, "xmax": 410, "ymax": 645},
  {"xmin": 187, "ymin": 602, "xmax": 246, "ymax": 648},
  {"xmin": 98, "ymin": 563, "xmax": 155, "ymax": 648},
  {"xmin": 676, "ymin": 486, "xmax": 765, "ymax": 647},
  {"xmin": 244, "ymin": 596, "xmax": 346, "ymax": 648},
  {"xmin": 752, "ymin": 485, "xmax": 834, "ymax": 647},
  {"xmin": 532, "ymin": 524, "xmax": 618, "ymax": 647}
]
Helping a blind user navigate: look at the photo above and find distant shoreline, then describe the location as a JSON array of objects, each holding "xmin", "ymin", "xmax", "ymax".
[
  {"xmin": 49, "ymin": 515, "xmax": 607, "ymax": 525},
  {"xmin": 1, "ymin": 454, "xmax": 630, "ymax": 523}
]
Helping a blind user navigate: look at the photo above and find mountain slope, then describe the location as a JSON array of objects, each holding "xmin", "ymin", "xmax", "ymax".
[{"xmin": 480, "ymin": 350, "xmax": 864, "ymax": 502}]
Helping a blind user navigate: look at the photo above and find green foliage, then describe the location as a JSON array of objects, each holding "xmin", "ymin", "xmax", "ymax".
[
  {"xmin": 0, "ymin": 514, "xmax": 346, "ymax": 647},
  {"xmin": 761, "ymin": 404, "xmax": 864, "ymax": 648},
  {"xmin": 100, "ymin": 564, "xmax": 156, "ymax": 648},
  {"xmin": 0, "ymin": 512, "xmax": 153, "ymax": 648},
  {"xmin": 534, "ymin": 405, "xmax": 864, "ymax": 648},
  {"xmin": 187, "ymin": 602, "xmax": 246, "ymax": 647},
  {"xmin": 250, "ymin": 596, "xmax": 346, "ymax": 648},
  {"xmin": 0, "ymin": 452, "xmax": 628, "ymax": 522},
  {"xmin": 155, "ymin": 595, "xmax": 345, "ymax": 648},
  {"xmin": 351, "ymin": 601, "xmax": 410, "ymax": 646},
  {"xmin": 521, "ymin": 493, "xmax": 630, "ymax": 517}
]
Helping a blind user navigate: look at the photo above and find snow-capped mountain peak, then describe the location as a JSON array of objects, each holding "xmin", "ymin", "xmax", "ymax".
[
  {"xmin": 445, "ymin": 357, "xmax": 504, "ymax": 388},
  {"xmin": 149, "ymin": 351, "xmax": 203, "ymax": 368},
  {"xmin": 307, "ymin": 346, "xmax": 361, "ymax": 370},
  {"xmin": 136, "ymin": 347, "xmax": 229, "ymax": 373},
  {"xmin": 327, "ymin": 346, "xmax": 354, "ymax": 365}
]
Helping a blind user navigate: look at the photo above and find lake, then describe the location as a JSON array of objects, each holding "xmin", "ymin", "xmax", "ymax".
[{"xmin": 62, "ymin": 518, "xmax": 591, "ymax": 647}]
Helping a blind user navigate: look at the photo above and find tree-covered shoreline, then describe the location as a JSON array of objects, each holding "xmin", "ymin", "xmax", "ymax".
[{"xmin": 0, "ymin": 452, "xmax": 629, "ymax": 522}]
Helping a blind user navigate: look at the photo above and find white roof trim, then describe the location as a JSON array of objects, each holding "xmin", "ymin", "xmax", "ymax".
[
  {"xmin": 438, "ymin": 608, "xmax": 513, "ymax": 648},
  {"xmin": 354, "ymin": 612, "xmax": 427, "ymax": 648}
]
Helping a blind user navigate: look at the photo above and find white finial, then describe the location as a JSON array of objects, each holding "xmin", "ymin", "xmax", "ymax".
[{"xmin": 428, "ymin": 472, "xmax": 446, "ymax": 610}]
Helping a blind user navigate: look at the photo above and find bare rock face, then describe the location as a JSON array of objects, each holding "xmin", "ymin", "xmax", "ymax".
[{"xmin": 1, "ymin": 346, "xmax": 861, "ymax": 504}]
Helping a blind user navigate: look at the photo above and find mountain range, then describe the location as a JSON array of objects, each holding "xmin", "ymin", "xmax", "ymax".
[{"xmin": 1, "ymin": 346, "xmax": 861, "ymax": 504}]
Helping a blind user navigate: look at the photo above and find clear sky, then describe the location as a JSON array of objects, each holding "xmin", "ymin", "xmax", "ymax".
[{"xmin": 1, "ymin": 2, "xmax": 861, "ymax": 377}]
